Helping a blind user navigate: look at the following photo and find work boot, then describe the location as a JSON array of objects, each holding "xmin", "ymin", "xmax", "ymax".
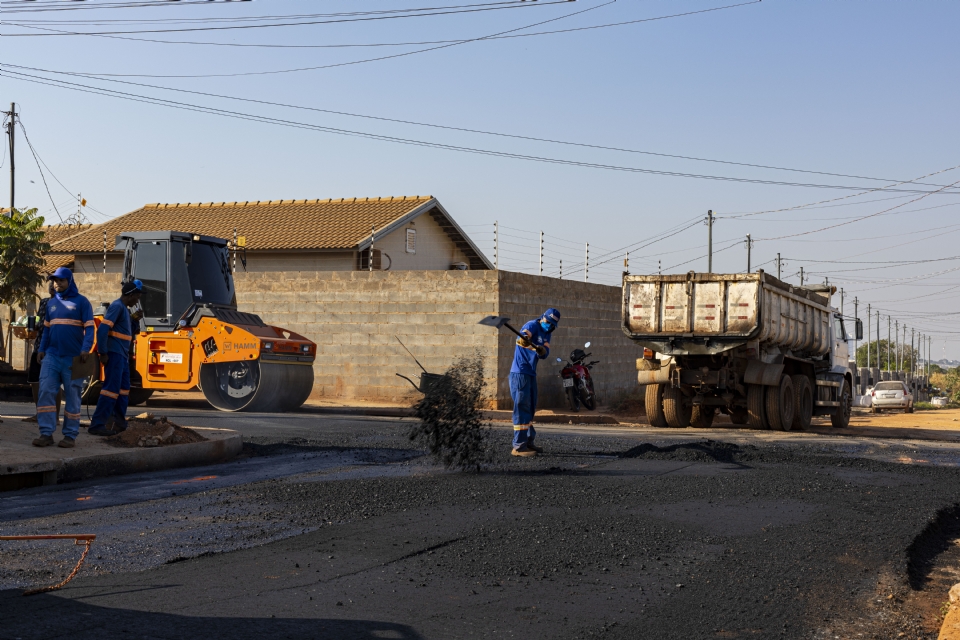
[
  {"xmin": 58, "ymin": 437, "xmax": 76, "ymax": 448},
  {"xmin": 88, "ymin": 425, "xmax": 118, "ymax": 437},
  {"xmin": 526, "ymin": 442, "xmax": 543, "ymax": 453},
  {"xmin": 32, "ymin": 435, "xmax": 55, "ymax": 447},
  {"xmin": 511, "ymin": 447, "xmax": 536, "ymax": 458}
]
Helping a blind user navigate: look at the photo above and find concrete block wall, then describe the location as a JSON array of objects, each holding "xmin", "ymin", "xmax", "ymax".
[
  {"xmin": 496, "ymin": 271, "xmax": 639, "ymax": 410},
  {"xmin": 68, "ymin": 270, "xmax": 639, "ymax": 409},
  {"xmin": 234, "ymin": 270, "xmax": 502, "ymax": 405}
]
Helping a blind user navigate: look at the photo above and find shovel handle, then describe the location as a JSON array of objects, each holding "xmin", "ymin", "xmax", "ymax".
[{"xmin": 502, "ymin": 322, "xmax": 525, "ymax": 339}]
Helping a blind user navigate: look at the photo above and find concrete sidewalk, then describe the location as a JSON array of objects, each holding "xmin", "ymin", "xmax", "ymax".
[{"xmin": 0, "ymin": 417, "xmax": 241, "ymax": 491}]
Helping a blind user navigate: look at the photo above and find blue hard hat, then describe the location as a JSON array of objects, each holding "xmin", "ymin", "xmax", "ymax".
[
  {"xmin": 543, "ymin": 308, "xmax": 561, "ymax": 326},
  {"xmin": 48, "ymin": 267, "xmax": 73, "ymax": 281}
]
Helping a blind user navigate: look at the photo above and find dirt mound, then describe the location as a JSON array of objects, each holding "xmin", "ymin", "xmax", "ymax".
[{"xmin": 106, "ymin": 419, "xmax": 206, "ymax": 448}]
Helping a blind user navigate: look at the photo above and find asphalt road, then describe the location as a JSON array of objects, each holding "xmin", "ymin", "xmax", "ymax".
[{"xmin": 4, "ymin": 398, "xmax": 960, "ymax": 639}]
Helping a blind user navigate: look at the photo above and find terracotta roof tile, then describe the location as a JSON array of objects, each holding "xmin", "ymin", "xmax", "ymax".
[
  {"xmin": 42, "ymin": 253, "xmax": 76, "ymax": 271},
  {"xmin": 51, "ymin": 196, "xmax": 435, "ymax": 252},
  {"xmin": 42, "ymin": 224, "xmax": 95, "ymax": 246}
]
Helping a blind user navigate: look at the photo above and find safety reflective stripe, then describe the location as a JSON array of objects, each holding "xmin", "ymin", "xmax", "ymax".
[
  {"xmin": 108, "ymin": 331, "xmax": 132, "ymax": 341},
  {"xmin": 37, "ymin": 405, "xmax": 57, "ymax": 413},
  {"xmin": 100, "ymin": 318, "xmax": 114, "ymax": 327},
  {"xmin": 49, "ymin": 319, "xmax": 83, "ymax": 327},
  {"xmin": 65, "ymin": 412, "xmax": 80, "ymax": 420},
  {"xmin": 43, "ymin": 321, "xmax": 50, "ymax": 327},
  {"xmin": 119, "ymin": 389, "xmax": 130, "ymax": 396},
  {"xmin": 84, "ymin": 320, "xmax": 95, "ymax": 328},
  {"xmin": 100, "ymin": 389, "xmax": 119, "ymax": 399},
  {"xmin": 513, "ymin": 424, "xmax": 531, "ymax": 431}
]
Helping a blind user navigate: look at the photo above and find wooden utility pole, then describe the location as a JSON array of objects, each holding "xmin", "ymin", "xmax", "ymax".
[
  {"xmin": 5, "ymin": 103, "xmax": 15, "ymax": 216},
  {"xmin": 706, "ymin": 210, "xmax": 714, "ymax": 273}
]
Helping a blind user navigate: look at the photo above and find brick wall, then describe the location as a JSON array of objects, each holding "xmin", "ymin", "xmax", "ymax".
[{"xmin": 66, "ymin": 270, "xmax": 640, "ymax": 409}]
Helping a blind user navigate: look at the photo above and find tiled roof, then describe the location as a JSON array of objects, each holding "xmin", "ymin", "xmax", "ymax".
[
  {"xmin": 42, "ymin": 253, "xmax": 76, "ymax": 271},
  {"xmin": 50, "ymin": 196, "xmax": 436, "ymax": 252},
  {"xmin": 42, "ymin": 224, "xmax": 94, "ymax": 246}
]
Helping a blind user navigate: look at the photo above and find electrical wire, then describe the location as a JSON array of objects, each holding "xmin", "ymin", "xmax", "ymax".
[
  {"xmin": 4, "ymin": 0, "xmax": 570, "ymax": 35},
  {"xmin": 10, "ymin": 67, "xmax": 960, "ymax": 202},
  {"xmin": 18, "ymin": 121, "xmax": 64, "ymax": 222}
]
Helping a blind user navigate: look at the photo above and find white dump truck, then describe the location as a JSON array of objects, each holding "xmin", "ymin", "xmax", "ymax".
[{"xmin": 621, "ymin": 271, "xmax": 862, "ymax": 430}]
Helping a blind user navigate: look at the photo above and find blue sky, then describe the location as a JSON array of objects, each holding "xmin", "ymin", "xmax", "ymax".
[{"xmin": 4, "ymin": 0, "xmax": 959, "ymax": 357}]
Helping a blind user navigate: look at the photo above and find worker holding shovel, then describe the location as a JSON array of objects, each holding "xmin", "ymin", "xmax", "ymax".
[
  {"xmin": 509, "ymin": 308, "xmax": 561, "ymax": 457},
  {"xmin": 88, "ymin": 280, "xmax": 142, "ymax": 437}
]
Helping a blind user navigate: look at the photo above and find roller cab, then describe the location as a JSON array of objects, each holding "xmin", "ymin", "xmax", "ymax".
[{"xmin": 114, "ymin": 231, "xmax": 316, "ymax": 412}]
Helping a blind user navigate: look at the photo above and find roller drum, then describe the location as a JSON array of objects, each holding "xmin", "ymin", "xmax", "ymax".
[{"xmin": 200, "ymin": 359, "xmax": 314, "ymax": 412}]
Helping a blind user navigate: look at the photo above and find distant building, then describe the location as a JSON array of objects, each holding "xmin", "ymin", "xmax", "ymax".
[{"xmin": 42, "ymin": 196, "xmax": 491, "ymax": 274}]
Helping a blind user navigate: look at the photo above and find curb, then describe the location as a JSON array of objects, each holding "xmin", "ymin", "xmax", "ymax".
[
  {"xmin": 60, "ymin": 429, "xmax": 242, "ymax": 483},
  {"xmin": 1, "ymin": 427, "xmax": 241, "ymax": 490}
]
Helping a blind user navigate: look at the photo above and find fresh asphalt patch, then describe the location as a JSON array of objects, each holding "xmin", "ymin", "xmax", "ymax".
[{"xmin": 5, "ymin": 401, "xmax": 960, "ymax": 639}]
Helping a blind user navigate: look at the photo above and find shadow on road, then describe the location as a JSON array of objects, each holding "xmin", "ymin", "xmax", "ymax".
[{"xmin": 0, "ymin": 590, "xmax": 425, "ymax": 640}]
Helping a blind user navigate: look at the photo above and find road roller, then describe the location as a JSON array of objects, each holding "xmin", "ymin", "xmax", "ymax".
[{"xmin": 86, "ymin": 231, "xmax": 316, "ymax": 412}]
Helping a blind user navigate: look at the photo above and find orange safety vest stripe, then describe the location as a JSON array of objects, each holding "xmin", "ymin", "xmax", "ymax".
[
  {"xmin": 49, "ymin": 318, "xmax": 83, "ymax": 327},
  {"xmin": 108, "ymin": 331, "xmax": 132, "ymax": 341},
  {"xmin": 119, "ymin": 389, "xmax": 130, "ymax": 396},
  {"xmin": 100, "ymin": 389, "xmax": 119, "ymax": 399},
  {"xmin": 100, "ymin": 318, "xmax": 114, "ymax": 327}
]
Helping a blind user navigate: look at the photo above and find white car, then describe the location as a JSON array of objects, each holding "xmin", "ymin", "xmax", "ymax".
[{"xmin": 871, "ymin": 381, "xmax": 914, "ymax": 413}]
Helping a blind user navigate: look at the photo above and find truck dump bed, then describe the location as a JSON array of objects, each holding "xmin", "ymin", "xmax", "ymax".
[{"xmin": 622, "ymin": 272, "xmax": 834, "ymax": 356}]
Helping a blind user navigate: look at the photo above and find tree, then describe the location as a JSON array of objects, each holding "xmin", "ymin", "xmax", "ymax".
[
  {"xmin": 930, "ymin": 368, "xmax": 960, "ymax": 402},
  {"xmin": 0, "ymin": 208, "xmax": 50, "ymax": 362},
  {"xmin": 854, "ymin": 339, "xmax": 919, "ymax": 370}
]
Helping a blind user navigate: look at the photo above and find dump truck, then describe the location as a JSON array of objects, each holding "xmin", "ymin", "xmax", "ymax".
[
  {"xmin": 85, "ymin": 231, "xmax": 316, "ymax": 412},
  {"xmin": 621, "ymin": 271, "xmax": 862, "ymax": 430}
]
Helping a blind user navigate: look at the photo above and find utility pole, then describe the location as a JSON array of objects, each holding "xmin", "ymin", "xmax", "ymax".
[
  {"xmin": 4, "ymin": 103, "xmax": 16, "ymax": 216},
  {"xmin": 658, "ymin": 259, "xmax": 661, "ymax": 276},
  {"xmin": 706, "ymin": 210, "xmax": 714, "ymax": 273},
  {"xmin": 877, "ymin": 310, "xmax": 880, "ymax": 371},
  {"xmin": 623, "ymin": 251, "xmax": 629, "ymax": 276},
  {"xmin": 584, "ymin": 242, "xmax": 589, "ymax": 282},
  {"xmin": 800, "ymin": 267, "xmax": 804, "ymax": 286},
  {"xmin": 776, "ymin": 253, "xmax": 782, "ymax": 280},
  {"xmin": 902, "ymin": 324, "xmax": 908, "ymax": 372},
  {"xmin": 853, "ymin": 296, "xmax": 858, "ymax": 364},
  {"xmin": 559, "ymin": 260, "xmax": 562, "ymax": 280},
  {"xmin": 745, "ymin": 234, "xmax": 752, "ymax": 272},
  {"xmin": 369, "ymin": 225, "xmax": 376, "ymax": 272},
  {"xmin": 538, "ymin": 231, "xmax": 543, "ymax": 276},
  {"xmin": 911, "ymin": 328, "xmax": 915, "ymax": 375},
  {"xmin": 840, "ymin": 288, "xmax": 844, "ymax": 318},
  {"xmin": 895, "ymin": 320, "xmax": 899, "ymax": 372},
  {"xmin": 493, "ymin": 221, "xmax": 498, "ymax": 270},
  {"xmin": 887, "ymin": 316, "xmax": 891, "ymax": 372},
  {"xmin": 866, "ymin": 303, "xmax": 871, "ymax": 369}
]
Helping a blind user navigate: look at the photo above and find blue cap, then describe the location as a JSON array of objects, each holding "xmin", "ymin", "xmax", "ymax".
[
  {"xmin": 543, "ymin": 308, "xmax": 561, "ymax": 326},
  {"xmin": 48, "ymin": 267, "xmax": 72, "ymax": 281},
  {"xmin": 121, "ymin": 279, "xmax": 143, "ymax": 295}
]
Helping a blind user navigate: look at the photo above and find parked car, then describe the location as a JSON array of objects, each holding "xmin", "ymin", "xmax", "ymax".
[{"xmin": 871, "ymin": 381, "xmax": 914, "ymax": 413}]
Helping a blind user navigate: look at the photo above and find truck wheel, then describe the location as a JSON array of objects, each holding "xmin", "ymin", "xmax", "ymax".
[
  {"xmin": 790, "ymin": 374, "xmax": 813, "ymax": 431},
  {"xmin": 729, "ymin": 407, "xmax": 749, "ymax": 425},
  {"xmin": 662, "ymin": 386, "xmax": 691, "ymax": 428},
  {"xmin": 644, "ymin": 384, "xmax": 668, "ymax": 428},
  {"xmin": 830, "ymin": 380, "xmax": 852, "ymax": 428},
  {"xmin": 766, "ymin": 375, "xmax": 795, "ymax": 431},
  {"xmin": 747, "ymin": 384, "xmax": 769, "ymax": 430},
  {"xmin": 690, "ymin": 405, "xmax": 716, "ymax": 428}
]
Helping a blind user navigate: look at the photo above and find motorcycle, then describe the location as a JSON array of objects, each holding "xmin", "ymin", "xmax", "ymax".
[{"xmin": 558, "ymin": 341, "xmax": 599, "ymax": 411}]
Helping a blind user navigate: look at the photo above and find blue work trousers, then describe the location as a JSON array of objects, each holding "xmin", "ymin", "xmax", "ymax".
[
  {"xmin": 37, "ymin": 355, "xmax": 85, "ymax": 439},
  {"xmin": 91, "ymin": 355, "xmax": 131, "ymax": 431},
  {"xmin": 509, "ymin": 372, "xmax": 538, "ymax": 449}
]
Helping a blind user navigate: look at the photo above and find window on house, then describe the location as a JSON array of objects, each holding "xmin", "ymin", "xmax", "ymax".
[{"xmin": 406, "ymin": 228, "xmax": 416, "ymax": 254}]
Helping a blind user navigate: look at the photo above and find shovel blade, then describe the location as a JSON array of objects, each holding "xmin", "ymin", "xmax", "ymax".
[{"xmin": 478, "ymin": 315, "xmax": 510, "ymax": 328}]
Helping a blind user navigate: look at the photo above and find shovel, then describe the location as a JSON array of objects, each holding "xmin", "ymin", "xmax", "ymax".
[{"xmin": 477, "ymin": 315, "xmax": 525, "ymax": 339}]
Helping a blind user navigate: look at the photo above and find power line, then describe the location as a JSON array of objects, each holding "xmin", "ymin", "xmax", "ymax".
[
  {"xmin": 5, "ymin": 0, "xmax": 571, "ymax": 36},
  {"xmin": 18, "ymin": 121, "xmax": 64, "ymax": 222},
  {"xmin": 9, "ymin": 68, "xmax": 960, "ymax": 199}
]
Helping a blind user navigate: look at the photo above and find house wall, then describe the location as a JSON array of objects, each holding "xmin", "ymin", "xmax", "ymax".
[
  {"xmin": 68, "ymin": 270, "xmax": 639, "ymax": 410},
  {"xmin": 373, "ymin": 212, "xmax": 472, "ymax": 271},
  {"xmin": 73, "ymin": 254, "xmax": 124, "ymax": 274},
  {"xmin": 242, "ymin": 251, "xmax": 355, "ymax": 272}
]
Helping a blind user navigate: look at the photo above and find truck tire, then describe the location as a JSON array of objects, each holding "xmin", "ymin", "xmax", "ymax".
[
  {"xmin": 790, "ymin": 374, "xmax": 813, "ymax": 431},
  {"xmin": 690, "ymin": 405, "xmax": 716, "ymax": 428},
  {"xmin": 830, "ymin": 380, "xmax": 852, "ymax": 429},
  {"xmin": 644, "ymin": 384, "xmax": 668, "ymax": 428},
  {"xmin": 662, "ymin": 386, "xmax": 691, "ymax": 428},
  {"xmin": 766, "ymin": 375, "xmax": 795, "ymax": 431},
  {"xmin": 747, "ymin": 384, "xmax": 769, "ymax": 430},
  {"xmin": 729, "ymin": 407, "xmax": 749, "ymax": 425}
]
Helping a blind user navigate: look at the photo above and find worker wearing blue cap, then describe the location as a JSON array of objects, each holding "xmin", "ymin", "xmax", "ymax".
[
  {"xmin": 33, "ymin": 267, "xmax": 95, "ymax": 448},
  {"xmin": 510, "ymin": 307, "xmax": 560, "ymax": 457},
  {"xmin": 89, "ymin": 279, "xmax": 142, "ymax": 436}
]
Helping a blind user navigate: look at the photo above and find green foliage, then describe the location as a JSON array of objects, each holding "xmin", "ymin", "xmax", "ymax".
[
  {"xmin": 930, "ymin": 368, "xmax": 960, "ymax": 403},
  {"xmin": 929, "ymin": 364, "xmax": 945, "ymax": 375},
  {"xmin": 855, "ymin": 339, "xmax": 919, "ymax": 370},
  {"xmin": 0, "ymin": 208, "xmax": 49, "ymax": 309}
]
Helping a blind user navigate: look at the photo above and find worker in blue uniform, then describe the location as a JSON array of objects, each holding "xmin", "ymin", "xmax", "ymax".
[
  {"xmin": 89, "ymin": 280, "xmax": 142, "ymax": 436},
  {"xmin": 510, "ymin": 308, "xmax": 561, "ymax": 457},
  {"xmin": 32, "ymin": 267, "xmax": 95, "ymax": 448}
]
